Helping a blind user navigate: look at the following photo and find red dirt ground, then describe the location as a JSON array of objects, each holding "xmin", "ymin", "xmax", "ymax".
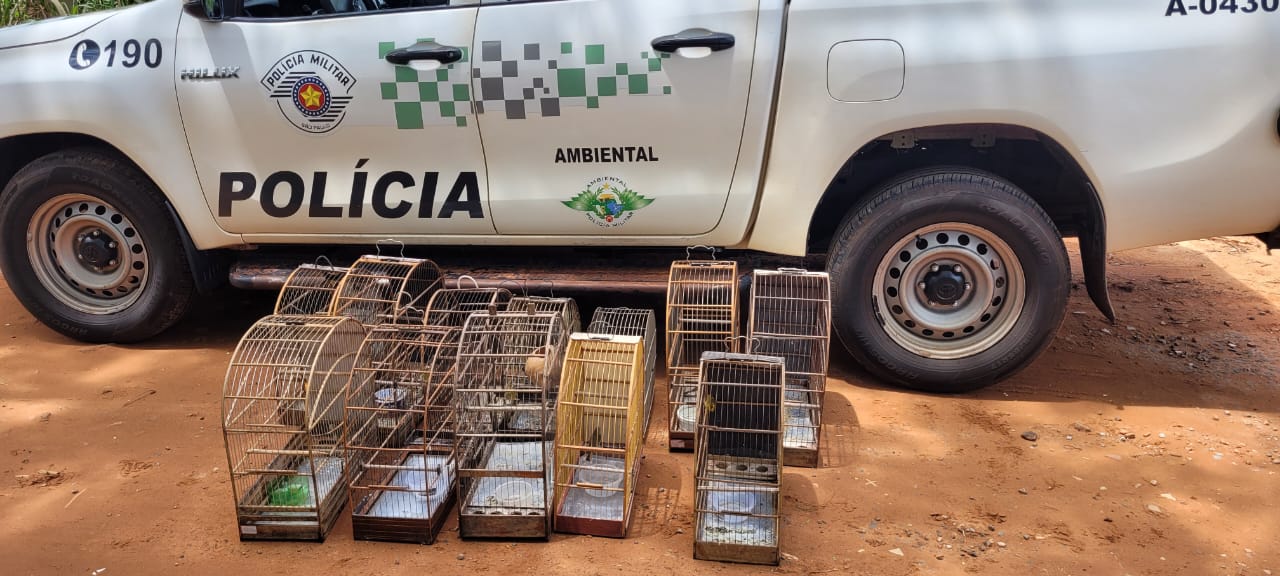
[{"xmin": 2, "ymin": 238, "xmax": 1278, "ymax": 576}]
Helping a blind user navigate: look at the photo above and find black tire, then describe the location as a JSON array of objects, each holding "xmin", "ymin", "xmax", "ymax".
[
  {"xmin": 0, "ymin": 148, "xmax": 194, "ymax": 343},
  {"xmin": 828, "ymin": 168, "xmax": 1070, "ymax": 393}
]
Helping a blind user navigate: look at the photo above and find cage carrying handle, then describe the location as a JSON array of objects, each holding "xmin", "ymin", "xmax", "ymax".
[
  {"xmin": 455, "ymin": 274, "xmax": 481, "ymax": 289},
  {"xmin": 685, "ymin": 245, "xmax": 719, "ymax": 260},
  {"xmin": 776, "ymin": 267, "xmax": 809, "ymax": 274},
  {"xmin": 498, "ymin": 279, "xmax": 529, "ymax": 298},
  {"xmin": 313, "ymin": 254, "xmax": 337, "ymax": 269},
  {"xmin": 725, "ymin": 335, "xmax": 761, "ymax": 353},
  {"xmin": 374, "ymin": 238, "xmax": 407, "ymax": 258},
  {"xmin": 586, "ymin": 320, "xmax": 613, "ymax": 339},
  {"xmin": 394, "ymin": 289, "xmax": 425, "ymax": 319}
]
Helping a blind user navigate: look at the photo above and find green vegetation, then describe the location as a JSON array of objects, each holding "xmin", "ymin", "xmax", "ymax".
[{"xmin": 1, "ymin": 0, "xmax": 144, "ymax": 27}]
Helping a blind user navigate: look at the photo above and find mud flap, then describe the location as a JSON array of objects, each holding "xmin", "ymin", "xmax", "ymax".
[
  {"xmin": 164, "ymin": 201, "xmax": 230, "ymax": 295},
  {"xmin": 1078, "ymin": 184, "xmax": 1115, "ymax": 323}
]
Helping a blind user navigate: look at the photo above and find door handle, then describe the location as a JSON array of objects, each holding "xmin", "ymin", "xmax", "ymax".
[
  {"xmin": 651, "ymin": 28, "xmax": 735, "ymax": 54},
  {"xmin": 384, "ymin": 41, "xmax": 464, "ymax": 65}
]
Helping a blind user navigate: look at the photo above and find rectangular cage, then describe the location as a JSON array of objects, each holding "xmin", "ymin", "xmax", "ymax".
[
  {"xmin": 332, "ymin": 255, "xmax": 442, "ymax": 326},
  {"xmin": 666, "ymin": 258, "xmax": 739, "ymax": 451},
  {"xmin": 424, "ymin": 284, "xmax": 513, "ymax": 329},
  {"xmin": 453, "ymin": 308, "xmax": 572, "ymax": 539},
  {"xmin": 274, "ymin": 263, "xmax": 349, "ymax": 316},
  {"xmin": 692, "ymin": 352, "xmax": 785, "ymax": 566},
  {"xmin": 221, "ymin": 315, "xmax": 366, "ymax": 541},
  {"xmin": 345, "ymin": 323, "xmax": 460, "ymax": 544},
  {"xmin": 666, "ymin": 368, "xmax": 701, "ymax": 451},
  {"xmin": 552, "ymin": 333, "xmax": 646, "ymax": 538},
  {"xmin": 748, "ymin": 269, "xmax": 832, "ymax": 468},
  {"xmin": 588, "ymin": 307, "xmax": 657, "ymax": 435}
]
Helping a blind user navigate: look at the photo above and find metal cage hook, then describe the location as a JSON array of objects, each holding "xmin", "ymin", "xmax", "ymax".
[
  {"xmin": 685, "ymin": 245, "xmax": 719, "ymax": 260},
  {"xmin": 456, "ymin": 274, "xmax": 481, "ymax": 289},
  {"xmin": 374, "ymin": 238, "xmax": 407, "ymax": 258}
]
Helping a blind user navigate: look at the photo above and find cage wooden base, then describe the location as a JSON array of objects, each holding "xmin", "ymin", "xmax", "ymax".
[
  {"xmin": 458, "ymin": 513, "xmax": 550, "ymax": 540},
  {"xmin": 237, "ymin": 516, "xmax": 341, "ymax": 542},
  {"xmin": 694, "ymin": 534, "xmax": 781, "ymax": 566},
  {"xmin": 669, "ymin": 431, "xmax": 696, "ymax": 452},
  {"xmin": 352, "ymin": 489, "xmax": 456, "ymax": 544}
]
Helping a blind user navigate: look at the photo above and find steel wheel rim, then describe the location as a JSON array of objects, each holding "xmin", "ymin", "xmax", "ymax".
[
  {"xmin": 871, "ymin": 222, "xmax": 1025, "ymax": 360},
  {"xmin": 26, "ymin": 194, "xmax": 149, "ymax": 314}
]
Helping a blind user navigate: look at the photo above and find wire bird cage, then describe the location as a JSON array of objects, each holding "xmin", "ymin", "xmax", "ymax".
[
  {"xmin": 274, "ymin": 263, "xmax": 350, "ymax": 315},
  {"xmin": 589, "ymin": 307, "xmax": 657, "ymax": 435},
  {"xmin": 345, "ymin": 323, "xmax": 459, "ymax": 544},
  {"xmin": 552, "ymin": 332, "xmax": 646, "ymax": 538},
  {"xmin": 692, "ymin": 351, "xmax": 786, "ymax": 565},
  {"xmin": 221, "ymin": 315, "xmax": 365, "ymax": 541},
  {"xmin": 507, "ymin": 295, "xmax": 582, "ymax": 336},
  {"xmin": 424, "ymin": 282, "xmax": 513, "ymax": 329},
  {"xmin": 666, "ymin": 253, "xmax": 739, "ymax": 451},
  {"xmin": 453, "ymin": 308, "xmax": 572, "ymax": 539},
  {"xmin": 748, "ymin": 269, "xmax": 832, "ymax": 468},
  {"xmin": 332, "ymin": 255, "xmax": 442, "ymax": 325}
]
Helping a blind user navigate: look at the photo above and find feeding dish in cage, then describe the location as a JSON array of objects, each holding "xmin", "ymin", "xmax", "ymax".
[
  {"xmin": 578, "ymin": 460, "xmax": 625, "ymax": 498},
  {"xmin": 675, "ymin": 405, "xmax": 697, "ymax": 431}
]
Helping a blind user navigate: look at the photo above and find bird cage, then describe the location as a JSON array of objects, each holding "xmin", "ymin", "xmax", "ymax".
[
  {"xmin": 589, "ymin": 307, "xmax": 657, "ymax": 435},
  {"xmin": 666, "ymin": 250, "xmax": 739, "ymax": 451},
  {"xmin": 221, "ymin": 315, "xmax": 365, "ymax": 541},
  {"xmin": 424, "ymin": 281, "xmax": 512, "ymax": 329},
  {"xmin": 274, "ymin": 262, "xmax": 349, "ymax": 315},
  {"xmin": 507, "ymin": 295, "xmax": 582, "ymax": 336},
  {"xmin": 453, "ymin": 308, "xmax": 571, "ymax": 539},
  {"xmin": 748, "ymin": 269, "xmax": 832, "ymax": 468},
  {"xmin": 345, "ymin": 323, "xmax": 459, "ymax": 544},
  {"xmin": 692, "ymin": 351, "xmax": 785, "ymax": 566},
  {"xmin": 666, "ymin": 369, "xmax": 701, "ymax": 451},
  {"xmin": 332, "ymin": 255, "xmax": 442, "ymax": 325},
  {"xmin": 552, "ymin": 332, "xmax": 646, "ymax": 538}
]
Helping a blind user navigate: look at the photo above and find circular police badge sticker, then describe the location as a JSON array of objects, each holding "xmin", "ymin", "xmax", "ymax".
[
  {"xmin": 260, "ymin": 51, "xmax": 356, "ymax": 134},
  {"xmin": 562, "ymin": 177, "xmax": 655, "ymax": 228}
]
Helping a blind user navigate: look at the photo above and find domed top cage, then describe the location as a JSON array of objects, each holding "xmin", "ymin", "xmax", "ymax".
[
  {"xmin": 507, "ymin": 295, "xmax": 582, "ymax": 337},
  {"xmin": 332, "ymin": 255, "xmax": 442, "ymax": 325},
  {"xmin": 274, "ymin": 262, "xmax": 350, "ymax": 316},
  {"xmin": 588, "ymin": 307, "xmax": 657, "ymax": 434},
  {"xmin": 345, "ymin": 322, "xmax": 460, "ymax": 544},
  {"xmin": 221, "ymin": 314, "xmax": 365, "ymax": 541},
  {"xmin": 424, "ymin": 281, "xmax": 513, "ymax": 329},
  {"xmin": 453, "ymin": 306, "xmax": 573, "ymax": 539}
]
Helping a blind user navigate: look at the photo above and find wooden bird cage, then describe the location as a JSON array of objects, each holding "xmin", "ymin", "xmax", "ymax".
[
  {"xmin": 424, "ymin": 283, "xmax": 513, "ymax": 329},
  {"xmin": 332, "ymin": 255, "xmax": 442, "ymax": 325},
  {"xmin": 588, "ymin": 307, "xmax": 657, "ymax": 435},
  {"xmin": 345, "ymin": 323, "xmax": 459, "ymax": 544},
  {"xmin": 666, "ymin": 254, "xmax": 739, "ymax": 451},
  {"xmin": 552, "ymin": 333, "xmax": 646, "ymax": 538},
  {"xmin": 667, "ymin": 368, "xmax": 701, "ymax": 451},
  {"xmin": 507, "ymin": 295, "xmax": 582, "ymax": 336},
  {"xmin": 274, "ymin": 263, "xmax": 349, "ymax": 315},
  {"xmin": 693, "ymin": 352, "xmax": 785, "ymax": 566},
  {"xmin": 748, "ymin": 269, "xmax": 832, "ymax": 468},
  {"xmin": 453, "ymin": 308, "xmax": 572, "ymax": 539},
  {"xmin": 221, "ymin": 315, "xmax": 365, "ymax": 541}
]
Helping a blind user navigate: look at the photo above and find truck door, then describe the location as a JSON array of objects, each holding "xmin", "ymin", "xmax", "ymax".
[
  {"xmin": 472, "ymin": 0, "xmax": 759, "ymax": 235},
  {"xmin": 175, "ymin": 1, "xmax": 494, "ymax": 237}
]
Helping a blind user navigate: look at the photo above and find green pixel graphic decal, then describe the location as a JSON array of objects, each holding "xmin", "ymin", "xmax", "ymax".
[
  {"xmin": 380, "ymin": 40, "xmax": 673, "ymax": 128},
  {"xmin": 379, "ymin": 39, "xmax": 474, "ymax": 129}
]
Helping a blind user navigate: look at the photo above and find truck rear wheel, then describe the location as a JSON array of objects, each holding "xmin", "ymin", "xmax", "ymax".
[
  {"xmin": 828, "ymin": 168, "xmax": 1070, "ymax": 392},
  {"xmin": 0, "ymin": 149, "xmax": 193, "ymax": 343}
]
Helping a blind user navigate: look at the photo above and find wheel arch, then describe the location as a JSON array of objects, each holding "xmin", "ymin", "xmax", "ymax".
[
  {"xmin": 0, "ymin": 132, "xmax": 229, "ymax": 293},
  {"xmin": 806, "ymin": 123, "xmax": 1114, "ymax": 322}
]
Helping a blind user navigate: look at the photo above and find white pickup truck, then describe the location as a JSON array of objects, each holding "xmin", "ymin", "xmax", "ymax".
[{"xmin": 1, "ymin": 0, "xmax": 1278, "ymax": 392}]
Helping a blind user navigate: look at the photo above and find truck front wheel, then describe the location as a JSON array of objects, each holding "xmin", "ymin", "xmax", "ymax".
[
  {"xmin": 828, "ymin": 168, "xmax": 1070, "ymax": 392},
  {"xmin": 0, "ymin": 149, "xmax": 194, "ymax": 343}
]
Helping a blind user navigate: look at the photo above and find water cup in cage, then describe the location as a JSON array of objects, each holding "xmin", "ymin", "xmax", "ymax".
[
  {"xmin": 707, "ymin": 490, "xmax": 759, "ymax": 524},
  {"xmin": 374, "ymin": 387, "xmax": 408, "ymax": 431},
  {"xmin": 577, "ymin": 462, "xmax": 624, "ymax": 498}
]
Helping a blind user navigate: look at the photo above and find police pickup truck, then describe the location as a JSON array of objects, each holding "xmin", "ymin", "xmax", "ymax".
[{"xmin": 2, "ymin": 0, "xmax": 1278, "ymax": 392}]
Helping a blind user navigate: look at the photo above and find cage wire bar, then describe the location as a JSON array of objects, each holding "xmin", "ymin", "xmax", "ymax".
[
  {"xmin": 748, "ymin": 269, "xmax": 832, "ymax": 468},
  {"xmin": 507, "ymin": 295, "xmax": 582, "ymax": 337},
  {"xmin": 221, "ymin": 315, "xmax": 365, "ymax": 541},
  {"xmin": 589, "ymin": 307, "xmax": 657, "ymax": 434},
  {"xmin": 692, "ymin": 351, "xmax": 786, "ymax": 565},
  {"xmin": 274, "ymin": 263, "xmax": 349, "ymax": 315},
  {"xmin": 424, "ymin": 283, "xmax": 513, "ymax": 329},
  {"xmin": 344, "ymin": 323, "xmax": 459, "ymax": 544},
  {"xmin": 453, "ymin": 308, "xmax": 572, "ymax": 539},
  {"xmin": 666, "ymin": 254, "xmax": 739, "ymax": 451},
  {"xmin": 332, "ymin": 255, "xmax": 442, "ymax": 326},
  {"xmin": 552, "ymin": 333, "xmax": 646, "ymax": 537}
]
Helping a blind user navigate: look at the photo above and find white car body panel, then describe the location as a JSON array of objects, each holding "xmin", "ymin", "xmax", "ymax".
[
  {"xmin": 750, "ymin": 0, "xmax": 1280, "ymax": 255},
  {"xmin": 0, "ymin": 0, "xmax": 1277, "ymax": 256}
]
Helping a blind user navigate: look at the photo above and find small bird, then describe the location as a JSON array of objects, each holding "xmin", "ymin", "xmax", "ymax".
[{"xmin": 524, "ymin": 351, "xmax": 546, "ymax": 389}]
